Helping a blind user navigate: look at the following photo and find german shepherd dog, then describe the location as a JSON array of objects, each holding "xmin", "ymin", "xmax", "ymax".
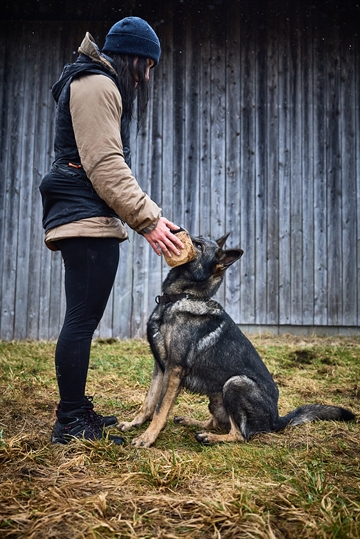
[{"xmin": 118, "ymin": 234, "xmax": 355, "ymax": 447}]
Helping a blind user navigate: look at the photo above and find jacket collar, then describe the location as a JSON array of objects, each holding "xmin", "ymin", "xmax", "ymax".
[
  {"xmin": 51, "ymin": 33, "xmax": 119, "ymax": 103},
  {"xmin": 78, "ymin": 32, "xmax": 117, "ymax": 75}
]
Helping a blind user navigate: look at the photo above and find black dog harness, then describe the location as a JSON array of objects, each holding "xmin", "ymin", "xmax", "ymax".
[{"xmin": 155, "ymin": 293, "xmax": 193, "ymax": 304}]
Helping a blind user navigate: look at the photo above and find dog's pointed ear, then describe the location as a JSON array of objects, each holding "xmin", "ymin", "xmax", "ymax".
[
  {"xmin": 216, "ymin": 233, "xmax": 230, "ymax": 248},
  {"xmin": 217, "ymin": 249, "xmax": 244, "ymax": 270}
]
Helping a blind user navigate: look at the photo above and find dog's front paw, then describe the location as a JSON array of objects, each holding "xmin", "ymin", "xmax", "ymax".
[
  {"xmin": 117, "ymin": 421, "xmax": 137, "ymax": 432},
  {"xmin": 173, "ymin": 415, "xmax": 186, "ymax": 424},
  {"xmin": 131, "ymin": 432, "xmax": 155, "ymax": 448}
]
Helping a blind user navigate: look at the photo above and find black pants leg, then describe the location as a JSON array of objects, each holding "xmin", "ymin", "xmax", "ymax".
[{"xmin": 55, "ymin": 237, "xmax": 119, "ymax": 410}]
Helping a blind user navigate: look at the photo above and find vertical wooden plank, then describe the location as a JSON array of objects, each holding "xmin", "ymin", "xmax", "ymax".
[
  {"xmin": 225, "ymin": 0, "xmax": 242, "ymax": 322},
  {"xmin": 254, "ymin": 7, "xmax": 268, "ymax": 325},
  {"xmin": 209, "ymin": 7, "xmax": 227, "ymax": 239},
  {"xmin": 238, "ymin": 3, "xmax": 257, "ymax": 326},
  {"xmin": 184, "ymin": 11, "xmax": 201, "ymax": 236},
  {"xmin": 129, "ymin": 233, "xmax": 148, "ymax": 340},
  {"xmin": 265, "ymin": 3, "xmax": 279, "ymax": 325},
  {"xmin": 278, "ymin": 4, "xmax": 292, "ymax": 325},
  {"xmin": 161, "ymin": 7, "xmax": 174, "ymax": 224},
  {"xmin": 199, "ymin": 5, "xmax": 212, "ymax": 239},
  {"xmin": 326, "ymin": 24, "xmax": 342, "ymax": 326},
  {"xmin": 340, "ymin": 28, "xmax": 357, "ymax": 326},
  {"xmin": 27, "ymin": 23, "xmax": 50, "ymax": 339},
  {"xmin": 172, "ymin": 1, "xmax": 186, "ymax": 227},
  {"xmin": 301, "ymin": 7, "xmax": 315, "ymax": 325},
  {"xmin": 130, "ymin": 93, "xmax": 152, "ymax": 338},
  {"xmin": 14, "ymin": 24, "xmax": 39, "ymax": 339},
  {"xmin": 289, "ymin": 6, "xmax": 303, "ymax": 325},
  {"xmin": 313, "ymin": 17, "xmax": 328, "ymax": 326},
  {"xmin": 0, "ymin": 21, "xmax": 9, "ymax": 338},
  {"xmin": 159, "ymin": 7, "xmax": 175, "ymax": 294},
  {"xmin": 0, "ymin": 23, "xmax": 24, "ymax": 339},
  {"xmin": 209, "ymin": 6, "xmax": 227, "ymax": 306}
]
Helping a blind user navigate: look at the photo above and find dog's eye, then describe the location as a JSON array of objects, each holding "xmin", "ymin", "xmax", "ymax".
[{"xmin": 194, "ymin": 241, "xmax": 203, "ymax": 251}]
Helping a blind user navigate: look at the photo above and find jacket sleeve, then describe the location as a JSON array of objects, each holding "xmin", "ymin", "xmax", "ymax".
[{"xmin": 69, "ymin": 74, "xmax": 161, "ymax": 233}]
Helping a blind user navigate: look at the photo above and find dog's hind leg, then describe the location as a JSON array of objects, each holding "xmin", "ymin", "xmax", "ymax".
[
  {"xmin": 174, "ymin": 393, "xmax": 230, "ymax": 431},
  {"xmin": 194, "ymin": 375, "xmax": 278, "ymax": 445},
  {"xmin": 131, "ymin": 365, "xmax": 184, "ymax": 447},
  {"xmin": 117, "ymin": 362, "xmax": 163, "ymax": 432},
  {"xmin": 222, "ymin": 375, "xmax": 278, "ymax": 440}
]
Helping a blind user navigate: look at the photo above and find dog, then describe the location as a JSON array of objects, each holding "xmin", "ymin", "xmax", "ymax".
[{"xmin": 118, "ymin": 234, "xmax": 355, "ymax": 447}]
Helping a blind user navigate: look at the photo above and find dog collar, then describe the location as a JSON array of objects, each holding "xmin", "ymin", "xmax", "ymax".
[{"xmin": 155, "ymin": 293, "xmax": 193, "ymax": 304}]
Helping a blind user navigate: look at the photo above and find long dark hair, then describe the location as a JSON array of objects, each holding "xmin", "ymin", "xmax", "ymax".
[{"xmin": 108, "ymin": 54, "xmax": 150, "ymax": 129}]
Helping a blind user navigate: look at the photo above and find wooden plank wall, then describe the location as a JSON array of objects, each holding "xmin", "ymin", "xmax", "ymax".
[{"xmin": 0, "ymin": 0, "xmax": 359, "ymax": 340}]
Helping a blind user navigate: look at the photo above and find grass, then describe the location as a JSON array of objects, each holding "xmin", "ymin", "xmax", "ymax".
[{"xmin": 0, "ymin": 335, "xmax": 359, "ymax": 538}]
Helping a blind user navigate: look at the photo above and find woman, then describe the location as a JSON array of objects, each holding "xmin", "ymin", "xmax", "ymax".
[{"xmin": 40, "ymin": 17, "xmax": 183, "ymax": 445}]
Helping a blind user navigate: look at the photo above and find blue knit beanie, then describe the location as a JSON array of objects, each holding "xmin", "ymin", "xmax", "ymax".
[{"xmin": 103, "ymin": 17, "xmax": 161, "ymax": 66}]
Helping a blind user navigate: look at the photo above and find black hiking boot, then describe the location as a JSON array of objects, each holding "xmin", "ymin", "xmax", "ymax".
[{"xmin": 51, "ymin": 400, "xmax": 124, "ymax": 445}]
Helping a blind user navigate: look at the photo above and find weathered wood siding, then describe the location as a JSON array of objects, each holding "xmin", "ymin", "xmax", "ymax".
[{"xmin": 0, "ymin": 1, "xmax": 359, "ymax": 339}]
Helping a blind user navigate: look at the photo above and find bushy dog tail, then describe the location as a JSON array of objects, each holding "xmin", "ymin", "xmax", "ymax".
[{"xmin": 277, "ymin": 404, "xmax": 355, "ymax": 430}]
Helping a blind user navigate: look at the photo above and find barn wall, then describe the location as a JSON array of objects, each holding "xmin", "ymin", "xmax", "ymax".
[{"xmin": 0, "ymin": 1, "xmax": 359, "ymax": 339}]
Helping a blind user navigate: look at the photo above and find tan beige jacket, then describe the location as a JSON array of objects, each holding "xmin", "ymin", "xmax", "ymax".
[{"xmin": 46, "ymin": 33, "xmax": 161, "ymax": 250}]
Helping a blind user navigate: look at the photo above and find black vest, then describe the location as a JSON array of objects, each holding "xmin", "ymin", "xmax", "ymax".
[{"xmin": 40, "ymin": 54, "xmax": 130, "ymax": 231}]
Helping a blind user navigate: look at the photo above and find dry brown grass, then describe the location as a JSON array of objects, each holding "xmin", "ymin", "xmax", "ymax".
[{"xmin": 0, "ymin": 336, "xmax": 359, "ymax": 538}]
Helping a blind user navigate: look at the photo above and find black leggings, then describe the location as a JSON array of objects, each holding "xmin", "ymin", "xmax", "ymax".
[{"xmin": 55, "ymin": 237, "xmax": 119, "ymax": 409}]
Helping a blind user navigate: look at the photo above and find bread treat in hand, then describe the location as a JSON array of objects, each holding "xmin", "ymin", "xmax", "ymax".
[{"xmin": 164, "ymin": 228, "xmax": 196, "ymax": 267}]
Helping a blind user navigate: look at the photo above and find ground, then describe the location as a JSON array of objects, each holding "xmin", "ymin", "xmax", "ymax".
[{"xmin": 0, "ymin": 335, "xmax": 359, "ymax": 538}]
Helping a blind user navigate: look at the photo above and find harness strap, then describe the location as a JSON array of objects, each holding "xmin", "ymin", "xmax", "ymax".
[{"xmin": 155, "ymin": 293, "xmax": 191, "ymax": 304}]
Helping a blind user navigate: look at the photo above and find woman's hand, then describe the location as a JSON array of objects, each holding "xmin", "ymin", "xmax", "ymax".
[{"xmin": 143, "ymin": 217, "xmax": 184, "ymax": 257}]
